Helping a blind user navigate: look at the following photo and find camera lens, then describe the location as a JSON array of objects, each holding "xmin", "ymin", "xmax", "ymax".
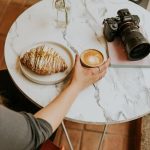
[
  {"xmin": 130, "ymin": 43, "xmax": 150, "ymax": 60},
  {"xmin": 121, "ymin": 29, "xmax": 150, "ymax": 60}
]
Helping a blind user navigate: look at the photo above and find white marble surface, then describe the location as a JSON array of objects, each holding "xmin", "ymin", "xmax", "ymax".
[{"xmin": 4, "ymin": 0, "xmax": 150, "ymax": 124}]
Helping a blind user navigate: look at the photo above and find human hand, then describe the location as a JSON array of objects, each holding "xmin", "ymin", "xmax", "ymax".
[{"xmin": 70, "ymin": 55, "xmax": 110, "ymax": 92}]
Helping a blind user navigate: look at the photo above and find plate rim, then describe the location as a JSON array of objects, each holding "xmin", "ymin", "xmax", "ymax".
[{"xmin": 19, "ymin": 41, "xmax": 75, "ymax": 85}]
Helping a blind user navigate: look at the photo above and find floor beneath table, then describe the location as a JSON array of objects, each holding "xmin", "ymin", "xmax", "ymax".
[
  {"xmin": 54, "ymin": 119, "xmax": 141, "ymax": 150},
  {"xmin": 0, "ymin": 0, "xmax": 142, "ymax": 150}
]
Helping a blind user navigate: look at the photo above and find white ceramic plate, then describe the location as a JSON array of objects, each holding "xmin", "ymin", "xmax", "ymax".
[{"xmin": 19, "ymin": 41, "xmax": 74, "ymax": 85}]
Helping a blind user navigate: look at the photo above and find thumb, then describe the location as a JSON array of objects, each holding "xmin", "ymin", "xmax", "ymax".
[{"xmin": 75, "ymin": 54, "xmax": 81, "ymax": 67}]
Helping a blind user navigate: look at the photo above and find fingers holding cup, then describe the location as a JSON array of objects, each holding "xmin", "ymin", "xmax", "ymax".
[
  {"xmin": 80, "ymin": 49, "xmax": 110, "ymax": 83},
  {"xmin": 80, "ymin": 49, "xmax": 104, "ymax": 68}
]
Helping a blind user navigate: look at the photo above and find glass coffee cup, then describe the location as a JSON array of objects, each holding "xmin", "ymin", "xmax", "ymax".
[{"xmin": 80, "ymin": 49, "xmax": 104, "ymax": 68}]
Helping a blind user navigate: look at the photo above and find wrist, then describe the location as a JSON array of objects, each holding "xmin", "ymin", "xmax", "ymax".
[{"xmin": 67, "ymin": 81, "xmax": 81, "ymax": 95}]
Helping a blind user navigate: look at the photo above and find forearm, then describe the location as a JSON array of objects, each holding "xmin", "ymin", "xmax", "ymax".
[
  {"xmin": 34, "ymin": 83, "xmax": 79, "ymax": 131},
  {"xmin": 34, "ymin": 56, "xmax": 110, "ymax": 132}
]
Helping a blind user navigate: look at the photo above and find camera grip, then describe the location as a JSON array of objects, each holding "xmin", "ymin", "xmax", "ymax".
[
  {"xmin": 103, "ymin": 19, "xmax": 118, "ymax": 42},
  {"xmin": 103, "ymin": 24, "xmax": 116, "ymax": 42}
]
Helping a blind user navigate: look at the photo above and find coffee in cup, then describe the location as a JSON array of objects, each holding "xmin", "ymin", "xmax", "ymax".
[{"xmin": 80, "ymin": 49, "xmax": 104, "ymax": 68}]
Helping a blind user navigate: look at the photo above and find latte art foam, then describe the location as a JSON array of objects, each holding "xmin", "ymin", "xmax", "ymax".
[{"xmin": 81, "ymin": 49, "xmax": 104, "ymax": 67}]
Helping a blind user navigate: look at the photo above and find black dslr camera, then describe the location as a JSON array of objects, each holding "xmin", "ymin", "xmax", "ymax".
[{"xmin": 103, "ymin": 9, "xmax": 150, "ymax": 60}]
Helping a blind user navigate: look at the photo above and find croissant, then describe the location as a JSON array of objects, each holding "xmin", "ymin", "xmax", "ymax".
[{"xmin": 20, "ymin": 45, "xmax": 68, "ymax": 75}]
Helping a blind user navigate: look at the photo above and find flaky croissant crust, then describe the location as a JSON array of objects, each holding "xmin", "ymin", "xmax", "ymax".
[{"xmin": 20, "ymin": 45, "xmax": 68, "ymax": 75}]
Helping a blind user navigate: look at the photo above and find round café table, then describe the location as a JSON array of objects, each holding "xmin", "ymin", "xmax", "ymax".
[{"xmin": 4, "ymin": 0, "xmax": 150, "ymax": 125}]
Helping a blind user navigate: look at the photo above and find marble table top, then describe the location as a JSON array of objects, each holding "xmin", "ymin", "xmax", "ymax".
[{"xmin": 4, "ymin": 0, "xmax": 150, "ymax": 124}]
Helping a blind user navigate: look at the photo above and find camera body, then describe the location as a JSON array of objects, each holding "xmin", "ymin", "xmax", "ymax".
[{"xmin": 103, "ymin": 9, "xmax": 150, "ymax": 60}]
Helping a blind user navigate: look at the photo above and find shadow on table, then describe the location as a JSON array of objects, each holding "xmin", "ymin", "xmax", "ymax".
[{"xmin": 0, "ymin": 69, "xmax": 40, "ymax": 113}]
